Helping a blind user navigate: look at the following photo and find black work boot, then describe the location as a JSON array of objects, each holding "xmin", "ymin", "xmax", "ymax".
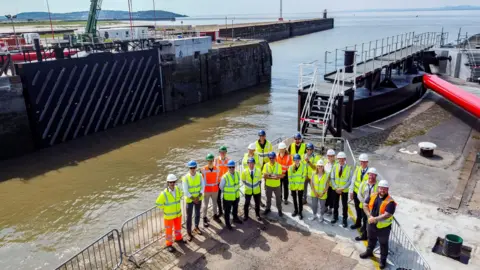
[
  {"xmin": 292, "ymin": 211, "xmax": 298, "ymax": 217},
  {"xmin": 379, "ymin": 259, "xmax": 387, "ymax": 269},
  {"xmin": 359, "ymin": 249, "xmax": 374, "ymax": 259}
]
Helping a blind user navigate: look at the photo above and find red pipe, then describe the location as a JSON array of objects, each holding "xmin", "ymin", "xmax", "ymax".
[{"xmin": 423, "ymin": 74, "xmax": 480, "ymax": 118}]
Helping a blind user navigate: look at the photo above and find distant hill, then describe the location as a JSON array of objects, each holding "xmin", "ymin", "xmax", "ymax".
[
  {"xmin": 352, "ymin": 5, "xmax": 480, "ymax": 12},
  {"xmin": 1, "ymin": 10, "xmax": 187, "ymax": 21}
]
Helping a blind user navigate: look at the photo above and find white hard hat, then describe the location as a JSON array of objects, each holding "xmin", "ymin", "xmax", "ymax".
[
  {"xmin": 248, "ymin": 143, "xmax": 256, "ymax": 150},
  {"xmin": 278, "ymin": 142, "xmax": 287, "ymax": 149},
  {"xmin": 166, "ymin": 174, "xmax": 178, "ymax": 182},
  {"xmin": 378, "ymin": 180, "xmax": 389, "ymax": 188},
  {"xmin": 327, "ymin": 149, "xmax": 335, "ymax": 156},
  {"xmin": 359, "ymin": 153, "xmax": 369, "ymax": 162},
  {"xmin": 316, "ymin": 159, "xmax": 325, "ymax": 166},
  {"xmin": 336, "ymin": 152, "xmax": 347, "ymax": 159},
  {"xmin": 367, "ymin": 167, "xmax": 377, "ymax": 175}
]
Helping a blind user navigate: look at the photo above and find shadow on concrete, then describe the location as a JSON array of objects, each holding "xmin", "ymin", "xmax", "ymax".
[{"xmin": 0, "ymin": 84, "xmax": 271, "ymax": 182}]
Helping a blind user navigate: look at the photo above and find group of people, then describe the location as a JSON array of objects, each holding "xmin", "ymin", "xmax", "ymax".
[{"xmin": 155, "ymin": 130, "xmax": 396, "ymax": 269}]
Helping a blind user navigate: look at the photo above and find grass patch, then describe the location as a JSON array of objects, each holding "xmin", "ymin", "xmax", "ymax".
[{"xmin": 473, "ymin": 134, "xmax": 480, "ymax": 140}]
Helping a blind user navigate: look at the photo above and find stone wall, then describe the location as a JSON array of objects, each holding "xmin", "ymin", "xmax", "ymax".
[
  {"xmin": 162, "ymin": 40, "xmax": 272, "ymax": 111},
  {"xmin": 218, "ymin": 18, "xmax": 334, "ymax": 42},
  {"xmin": 0, "ymin": 76, "xmax": 34, "ymax": 160}
]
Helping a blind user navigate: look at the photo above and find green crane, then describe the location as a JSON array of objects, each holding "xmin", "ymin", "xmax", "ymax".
[{"xmin": 83, "ymin": 0, "xmax": 103, "ymax": 42}]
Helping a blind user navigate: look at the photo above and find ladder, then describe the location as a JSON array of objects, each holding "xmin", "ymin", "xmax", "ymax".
[{"xmin": 298, "ymin": 64, "xmax": 346, "ymax": 145}]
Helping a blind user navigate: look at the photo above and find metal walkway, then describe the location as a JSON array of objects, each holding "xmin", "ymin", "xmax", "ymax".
[{"xmin": 323, "ymin": 32, "xmax": 443, "ymax": 84}]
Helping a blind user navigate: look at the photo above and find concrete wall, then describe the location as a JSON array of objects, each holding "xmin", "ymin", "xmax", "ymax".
[
  {"xmin": 162, "ymin": 41, "xmax": 272, "ymax": 111},
  {"xmin": 218, "ymin": 18, "xmax": 334, "ymax": 42},
  {"xmin": 0, "ymin": 76, "xmax": 34, "ymax": 160},
  {"xmin": 0, "ymin": 41, "xmax": 272, "ymax": 159}
]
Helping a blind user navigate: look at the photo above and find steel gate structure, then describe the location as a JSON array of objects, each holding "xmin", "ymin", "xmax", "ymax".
[{"xmin": 17, "ymin": 49, "xmax": 164, "ymax": 148}]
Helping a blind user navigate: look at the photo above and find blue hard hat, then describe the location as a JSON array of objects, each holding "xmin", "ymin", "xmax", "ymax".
[
  {"xmin": 187, "ymin": 160, "xmax": 197, "ymax": 168},
  {"xmin": 258, "ymin": 130, "xmax": 266, "ymax": 136},
  {"xmin": 268, "ymin": 152, "xmax": 276, "ymax": 158},
  {"xmin": 247, "ymin": 157, "xmax": 255, "ymax": 163},
  {"xmin": 293, "ymin": 154, "xmax": 301, "ymax": 161},
  {"xmin": 294, "ymin": 133, "xmax": 302, "ymax": 139},
  {"xmin": 306, "ymin": 143, "xmax": 314, "ymax": 150},
  {"xmin": 227, "ymin": 160, "xmax": 236, "ymax": 167}
]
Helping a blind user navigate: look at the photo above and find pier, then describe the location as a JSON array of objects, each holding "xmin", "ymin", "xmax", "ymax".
[{"xmin": 323, "ymin": 32, "xmax": 442, "ymax": 84}]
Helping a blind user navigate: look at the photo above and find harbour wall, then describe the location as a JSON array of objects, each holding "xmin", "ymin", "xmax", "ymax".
[
  {"xmin": 0, "ymin": 40, "xmax": 272, "ymax": 160},
  {"xmin": 218, "ymin": 18, "xmax": 334, "ymax": 42}
]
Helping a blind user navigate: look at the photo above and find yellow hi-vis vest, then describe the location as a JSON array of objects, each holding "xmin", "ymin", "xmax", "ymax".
[
  {"xmin": 303, "ymin": 153, "xmax": 320, "ymax": 177},
  {"xmin": 242, "ymin": 152, "xmax": 262, "ymax": 170},
  {"xmin": 290, "ymin": 143, "xmax": 306, "ymax": 156},
  {"xmin": 241, "ymin": 168, "xmax": 262, "ymax": 195},
  {"xmin": 353, "ymin": 166, "xmax": 369, "ymax": 193},
  {"xmin": 182, "ymin": 172, "xmax": 204, "ymax": 203},
  {"xmin": 255, "ymin": 140, "xmax": 273, "ymax": 163},
  {"xmin": 311, "ymin": 172, "xmax": 328, "ymax": 199},
  {"xmin": 223, "ymin": 172, "xmax": 240, "ymax": 201},
  {"xmin": 333, "ymin": 164, "xmax": 351, "ymax": 193},
  {"xmin": 358, "ymin": 181, "xmax": 378, "ymax": 208},
  {"xmin": 368, "ymin": 193, "xmax": 396, "ymax": 229},
  {"xmin": 288, "ymin": 163, "xmax": 306, "ymax": 191},
  {"xmin": 263, "ymin": 162, "xmax": 282, "ymax": 187},
  {"xmin": 155, "ymin": 187, "xmax": 182, "ymax": 220}
]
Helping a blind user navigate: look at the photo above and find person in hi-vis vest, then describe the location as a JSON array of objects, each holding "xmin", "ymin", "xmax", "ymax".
[
  {"xmin": 182, "ymin": 160, "xmax": 205, "ymax": 241},
  {"xmin": 201, "ymin": 154, "xmax": 221, "ymax": 227},
  {"xmin": 241, "ymin": 157, "xmax": 262, "ymax": 221},
  {"xmin": 355, "ymin": 168, "xmax": 379, "ymax": 242},
  {"xmin": 330, "ymin": 152, "xmax": 352, "ymax": 228},
  {"xmin": 155, "ymin": 174, "xmax": 186, "ymax": 253},
  {"xmin": 219, "ymin": 160, "xmax": 243, "ymax": 230},
  {"xmin": 359, "ymin": 180, "xmax": 396, "ymax": 270},
  {"xmin": 349, "ymin": 153, "xmax": 370, "ymax": 230}
]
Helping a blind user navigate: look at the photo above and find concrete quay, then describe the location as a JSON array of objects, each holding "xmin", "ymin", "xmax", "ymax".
[{"xmin": 346, "ymin": 84, "xmax": 480, "ymax": 270}]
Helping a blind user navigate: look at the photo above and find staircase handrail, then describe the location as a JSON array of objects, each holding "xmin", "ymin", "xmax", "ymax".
[{"xmin": 299, "ymin": 64, "xmax": 319, "ymax": 133}]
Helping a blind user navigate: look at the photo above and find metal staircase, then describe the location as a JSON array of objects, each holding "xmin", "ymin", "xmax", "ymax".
[
  {"xmin": 463, "ymin": 38, "xmax": 480, "ymax": 83},
  {"xmin": 298, "ymin": 63, "xmax": 346, "ymax": 144}
]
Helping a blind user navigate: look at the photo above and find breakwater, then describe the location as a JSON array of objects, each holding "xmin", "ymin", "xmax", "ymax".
[
  {"xmin": 218, "ymin": 18, "xmax": 334, "ymax": 42},
  {"xmin": 0, "ymin": 40, "xmax": 271, "ymax": 160}
]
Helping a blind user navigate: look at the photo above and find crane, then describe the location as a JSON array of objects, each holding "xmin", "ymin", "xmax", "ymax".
[{"xmin": 83, "ymin": 0, "xmax": 103, "ymax": 42}]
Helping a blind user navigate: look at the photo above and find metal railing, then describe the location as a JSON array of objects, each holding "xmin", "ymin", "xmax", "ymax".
[
  {"xmin": 55, "ymin": 229, "xmax": 123, "ymax": 270},
  {"xmin": 121, "ymin": 199, "xmax": 187, "ymax": 266},
  {"xmin": 55, "ymin": 135, "xmax": 430, "ymax": 270},
  {"xmin": 387, "ymin": 217, "xmax": 431, "ymax": 270},
  {"xmin": 324, "ymin": 31, "xmax": 441, "ymax": 77}
]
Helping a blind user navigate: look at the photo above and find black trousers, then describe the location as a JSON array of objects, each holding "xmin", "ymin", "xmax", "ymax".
[
  {"xmin": 325, "ymin": 187, "xmax": 335, "ymax": 209},
  {"xmin": 367, "ymin": 224, "xmax": 391, "ymax": 262},
  {"xmin": 223, "ymin": 198, "xmax": 239, "ymax": 226},
  {"xmin": 360, "ymin": 211, "xmax": 368, "ymax": 237},
  {"xmin": 186, "ymin": 201, "xmax": 202, "ymax": 234},
  {"xmin": 217, "ymin": 189, "xmax": 223, "ymax": 214},
  {"xmin": 332, "ymin": 191, "xmax": 348, "ymax": 221},
  {"xmin": 291, "ymin": 190, "xmax": 304, "ymax": 214},
  {"xmin": 280, "ymin": 175, "xmax": 289, "ymax": 201},
  {"xmin": 353, "ymin": 192, "xmax": 362, "ymax": 226},
  {"xmin": 244, "ymin": 193, "xmax": 261, "ymax": 217}
]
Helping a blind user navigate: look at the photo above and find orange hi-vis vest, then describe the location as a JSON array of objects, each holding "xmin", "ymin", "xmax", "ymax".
[
  {"xmin": 202, "ymin": 165, "xmax": 220, "ymax": 193},
  {"xmin": 368, "ymin": 193, "xmax": 397, "ymax": 229},
  {"xmin": 214, "ymin": 157, "xmax": 229, "ymax": 177},
  {"xmin": 276, "ymin": 153, "xmax": 292, "ymax": 174}
]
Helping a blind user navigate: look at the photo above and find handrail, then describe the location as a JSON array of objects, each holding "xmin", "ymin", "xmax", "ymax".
[{"xmin": 324, "ymin": 31, "xmax": 439, "ymax": 78}]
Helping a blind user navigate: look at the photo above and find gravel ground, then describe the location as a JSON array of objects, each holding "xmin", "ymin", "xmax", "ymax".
[{"xmin": 349, "ymin": 103, "xmax": 453, "ymax": 155}]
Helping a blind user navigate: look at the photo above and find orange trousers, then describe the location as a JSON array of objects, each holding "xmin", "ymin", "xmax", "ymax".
[{"xmin": 164, "ymin": 216, "xmax": 183, "ymax": 246}]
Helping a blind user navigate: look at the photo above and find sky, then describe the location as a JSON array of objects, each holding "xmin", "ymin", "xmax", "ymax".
[{"xmin": 1, "ymin": 0, "xmax": 479, "ymax": 16}]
